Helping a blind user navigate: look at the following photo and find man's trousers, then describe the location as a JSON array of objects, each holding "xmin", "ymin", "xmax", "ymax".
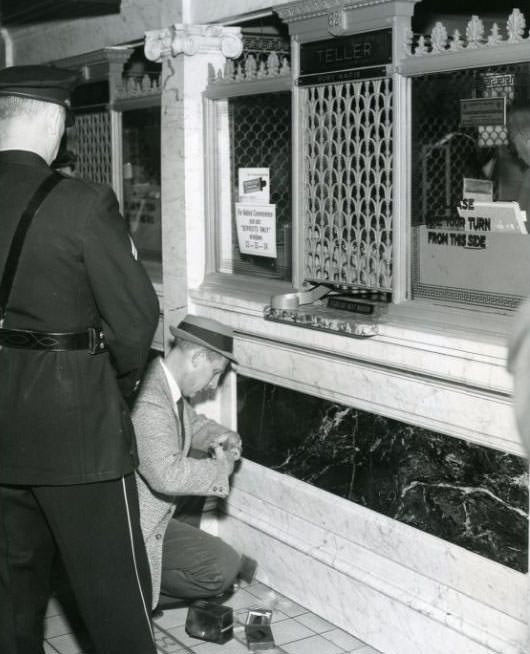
[
  {"xmin": 0, "ymin": 473, "xmax": 156, "ymax": 654},
  {"xmin": 160, "ymin": 517, "xmax": 241, "ymax": 600}
]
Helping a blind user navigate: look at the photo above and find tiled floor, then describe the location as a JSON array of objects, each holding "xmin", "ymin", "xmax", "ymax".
[{"xmin": 44, "ymin": 580, "xmax": 382, "ymax": 654}]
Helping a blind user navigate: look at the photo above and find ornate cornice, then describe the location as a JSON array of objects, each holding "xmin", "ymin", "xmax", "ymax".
[
  {"xmin": 243, "ymin": 34, "xmax": 290, "ymax": 54},
  {"xmin": 405, "ymin": 8, "xmax": 529, "ymax": 58},
  {"xmin": 51, "ymin": 46, "xmax": 134, "ymax": 82},
  {"xmin": 276, "ymin": 0, "xmax": 417, "ymax": 23},
  {"xmin": 209, "ymin": 51, "xmax": 291, "ymax": 87},
  {"xmin": 144, "ymin": 24, "xmax": 243, "ymax": 63},
  {"xmin": 276, "ymin": 0, "xmax": 347, "ymax": 21}
]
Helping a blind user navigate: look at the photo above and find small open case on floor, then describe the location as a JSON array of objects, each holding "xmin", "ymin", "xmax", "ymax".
[
  {"xmin": 245, "ymin": 608, "xmax": 275, "ymax": 650},
  {"xmin": 185, "ymin": 600, "xmax": 233, "ymax": 644}
]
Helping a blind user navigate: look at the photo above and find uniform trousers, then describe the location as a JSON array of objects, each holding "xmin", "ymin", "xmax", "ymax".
[{"xmin": 0, "ymin": 473, "xmax": 156, "ymax": 654}]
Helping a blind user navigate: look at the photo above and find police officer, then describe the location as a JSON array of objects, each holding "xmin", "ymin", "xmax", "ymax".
[{"xmin": 0, "ymin": 66, "xmax": 159, "ymax": 653}]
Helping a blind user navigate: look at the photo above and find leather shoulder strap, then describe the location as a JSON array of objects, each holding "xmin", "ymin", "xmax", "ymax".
[{"xmin": 0, "ymin": 172, "xmax": 64, "ymax": 322}]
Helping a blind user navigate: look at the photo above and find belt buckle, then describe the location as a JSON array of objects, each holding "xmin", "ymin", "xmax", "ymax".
[
  {"xmin": 88, "ymin": 327, "xmax": 97, "ymax": 354},
  {"xmin": 88, "ymin": 327, "xmax": 106, "ymax": 355}
]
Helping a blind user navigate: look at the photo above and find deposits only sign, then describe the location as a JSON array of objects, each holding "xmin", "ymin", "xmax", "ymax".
[{"xmin": 235, "ymin": 203, "xmax": 277, "ymax": 258}]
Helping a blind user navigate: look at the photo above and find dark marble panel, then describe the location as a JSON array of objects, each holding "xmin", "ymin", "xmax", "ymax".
[{"xmin": 237, "ymin": 376, "xmax": 529, "ymax": 572}]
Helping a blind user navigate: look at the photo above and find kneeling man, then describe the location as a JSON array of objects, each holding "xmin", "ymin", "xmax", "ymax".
[{"xmin": 133, "ymin": 314, "xmax": 244, "ymax": 609}]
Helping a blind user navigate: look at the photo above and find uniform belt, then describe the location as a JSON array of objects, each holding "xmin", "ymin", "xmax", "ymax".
[{"xmin": 0, "ymin": 327, "xmax": 106, "ymax": 354}]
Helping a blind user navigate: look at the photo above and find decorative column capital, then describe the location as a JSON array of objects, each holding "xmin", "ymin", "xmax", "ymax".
[{"xmin": 145, "ymin": 24, "xmax": 243, "ymax": 62}]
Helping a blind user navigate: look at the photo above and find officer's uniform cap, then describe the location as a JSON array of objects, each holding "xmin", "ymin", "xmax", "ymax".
[{"xmin": 0, "ymin": 65, "xmax": 78, "ymax": 126}]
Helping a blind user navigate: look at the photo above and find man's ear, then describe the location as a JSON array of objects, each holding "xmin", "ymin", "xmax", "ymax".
[{"xmin": 47, "ymin": 106, "xmax": 65, "ymax": 138}]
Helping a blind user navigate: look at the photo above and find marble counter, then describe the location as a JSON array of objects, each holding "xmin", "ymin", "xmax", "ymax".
[{"xmin": 237, "ymin": 375, "xmax": 528, "ymax": 572}]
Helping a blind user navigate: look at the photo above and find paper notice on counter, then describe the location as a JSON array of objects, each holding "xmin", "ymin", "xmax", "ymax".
[
  {"xmin": 235, "ymin": 203, "xmax": 277, "ymax": 258},
  {"xmin": 462, "ymin": 178, "xmax": 493, "ymax": 203},
  {"xmin": 457, "ymin": 200, "xmax": 527, "ymax": 233}
]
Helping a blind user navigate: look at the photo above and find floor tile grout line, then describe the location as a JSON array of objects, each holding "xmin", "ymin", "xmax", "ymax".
[
  {"xmin": 292, "ymin": 615, "xmax": 339, "ymax": 636},
  {"xmin": 279, "ymin": 631, "xmax": 351, "ymax": 653},
  {"xmin": 154, "ymin": 622, "xmax": 196, "ymax": 654},
  {"xmin": 43, "ymin": 640, "xmax": 62, "ymax": 654}
]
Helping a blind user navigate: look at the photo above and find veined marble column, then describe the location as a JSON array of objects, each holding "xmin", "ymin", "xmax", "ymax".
[{"xmin": 144, "ymin": 24, "xmax": 243, "ymax": 344}]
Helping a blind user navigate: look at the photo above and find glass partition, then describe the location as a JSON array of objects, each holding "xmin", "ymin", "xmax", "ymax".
[
  {"xmin": 122, "ymin": 106, "xmax": 162, "ymax": 283},
  {"xmin": 214, "ymin": 91, "xmax": 292, "ymax": 281},
  {"xmin": 411, "ymin": 62, "xmax": 530, "ymax": 309}
]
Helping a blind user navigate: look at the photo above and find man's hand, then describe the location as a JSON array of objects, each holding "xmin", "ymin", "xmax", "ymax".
[
  {"xmin": 211, "ymin": 444, "xmax": 238, "ymax": 476},
  {"xmin": 209, "ymin": 431, "xmax": 242, "ymax": 461}
]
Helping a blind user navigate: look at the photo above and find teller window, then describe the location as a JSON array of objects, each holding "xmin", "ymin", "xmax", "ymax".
[
  {"xmin": 212, "ymin": 90, "xmax": 292, "ymax": 282},
  {"xmin": 411, "ymin": 62, "xmax": 530, "ymax": 310},
  {"xmin": 204, "ymin": 17, "xmax": 293, "ymax": 285}
]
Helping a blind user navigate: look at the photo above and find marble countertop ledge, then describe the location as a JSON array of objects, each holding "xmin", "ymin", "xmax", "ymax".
[{"xmin": 190, "ymin": 274, "xmax": 515, "ymax": 396}]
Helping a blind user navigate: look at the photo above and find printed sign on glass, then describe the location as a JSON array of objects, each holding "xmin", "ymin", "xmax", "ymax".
[
  {"xmin": 238, "ymin": 168, "xmax": 270, "ymax": 204},
  {"xmin": 235, "ymin": 203, "xmax": 277, "ymax": 258},
  {"xmin": 460, "ymin": 97, "xmax": 506, "ymax": 127}
]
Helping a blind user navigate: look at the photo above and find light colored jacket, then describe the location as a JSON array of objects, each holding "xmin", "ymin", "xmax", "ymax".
[{"xmin": 133, "ymin": 357, "xmax": 238, "ymax": 605}]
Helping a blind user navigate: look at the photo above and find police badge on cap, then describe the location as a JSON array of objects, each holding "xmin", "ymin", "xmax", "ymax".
[{"xmin": 0, "ymin": 65, "xmax": 78, "ymax": 126}]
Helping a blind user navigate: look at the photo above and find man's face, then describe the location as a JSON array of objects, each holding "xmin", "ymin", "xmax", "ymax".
[
  {"xmin": 512, "ymin": 130, "xmax": 530, "ymax": 167},
  {"xmin": 181, "ymin": 350, "xmax": 228, "ymax": 398},
  {"xmin": 508, "ymin": 112, "xmax": 530, "ymax": 167}
]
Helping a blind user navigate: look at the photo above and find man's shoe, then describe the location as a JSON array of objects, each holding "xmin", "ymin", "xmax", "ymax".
[
  {"xmin": 152, "ymin": 593, "xmax": 191, "ymax": 617},
  {"xmin": 238, "ymin": 555, "xmax": 258, "ymax": 584}
]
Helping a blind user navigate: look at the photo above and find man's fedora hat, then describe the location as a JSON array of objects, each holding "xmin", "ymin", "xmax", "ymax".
[
  {"xmin": 0, "ymin": 65, "xmax": 78, "ymax": 126},
  {"xmin": 169, "ymin": 315, "xmax": 237, "ymax": 363}
]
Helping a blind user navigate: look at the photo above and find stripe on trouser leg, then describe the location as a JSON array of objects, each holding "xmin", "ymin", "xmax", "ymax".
[{"xmin": 121, "ymin": 476, "xmax": 155, "ymax": 642}]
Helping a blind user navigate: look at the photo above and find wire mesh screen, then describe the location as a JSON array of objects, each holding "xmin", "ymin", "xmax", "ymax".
[
  {"xmin": 411, "ymin": 66, "xmax": 517, "ymax": 226},
  {"xmin": 71, "ymin": 111, "xmax": 112, "ymax": 185},
  {"xmin": 411, "ymin": 62, "xmax": 530, "ymax": 307},
  {"xmin": 228, "ymin": 92, "xmax": 291, "ymax": 280},
  {"xmin": 302, "ymin": 78, "xmax": 393, "ymax": 292}
]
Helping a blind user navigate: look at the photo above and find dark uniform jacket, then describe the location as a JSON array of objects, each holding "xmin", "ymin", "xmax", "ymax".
[{"xmin": 0, "ymin": 150, "xmax": 160, "ymax": 485}]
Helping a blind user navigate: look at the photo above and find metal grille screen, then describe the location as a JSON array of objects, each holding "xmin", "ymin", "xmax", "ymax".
[
  {"xmin": 71, "ymin": 111, "xmax": 112, "ymax": 185},
  {"xmin": 303, "ymin": 78, "xmax": 393, "ymax": 292}
]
